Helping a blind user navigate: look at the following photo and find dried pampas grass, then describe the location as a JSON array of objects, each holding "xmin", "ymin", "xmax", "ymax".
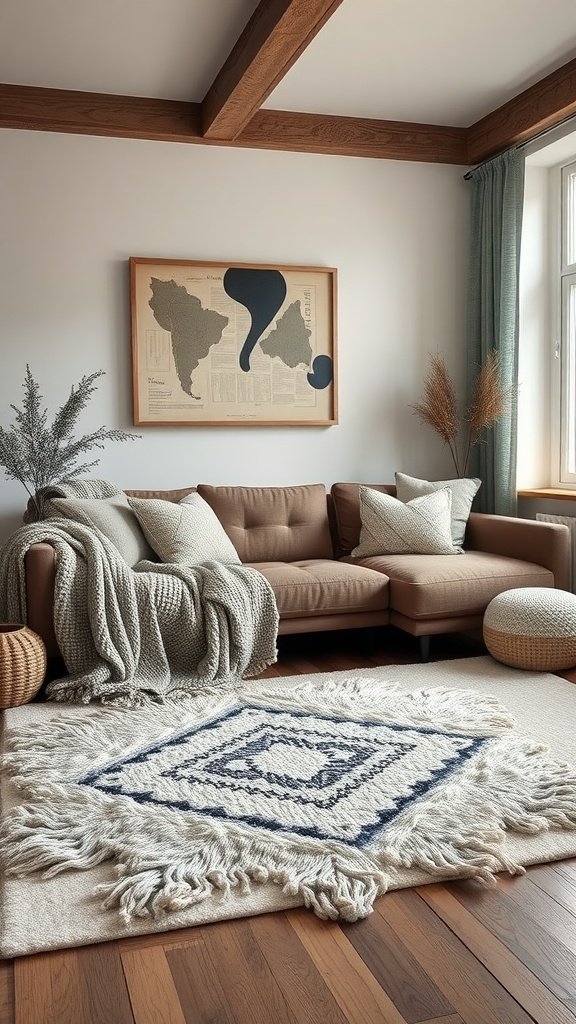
[{"xmin": 411, "ymin": 351, "xmax": 514, "ymax": 477}]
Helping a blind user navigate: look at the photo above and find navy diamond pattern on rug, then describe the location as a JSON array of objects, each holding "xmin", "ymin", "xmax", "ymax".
[{"xmin": 78, "ymin": 703, "xmax": 488, "ymax": 848}]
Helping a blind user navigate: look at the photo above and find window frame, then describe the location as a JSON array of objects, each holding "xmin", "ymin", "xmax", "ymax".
[{"xmin": 555, "ymin": 160, "xmax": 576, "ymax": 486}]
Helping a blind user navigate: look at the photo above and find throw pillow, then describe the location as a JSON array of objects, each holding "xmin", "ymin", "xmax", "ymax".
[
  {"xmin": 352, "ymin": 486, "xmax": 463, "ymax": 557},
  {"xmin": 395, "ymin": 471, "xmax": 481, "ymax": 547},
  {"xmin": 128, "ymin": 494, "xmax": 241, "ymax": 565},
  {"xmin": 50, "ymin": 495, "xmax": 154, "ymax": 567}
]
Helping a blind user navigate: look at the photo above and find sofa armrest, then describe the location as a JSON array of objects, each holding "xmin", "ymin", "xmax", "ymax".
[
  {"xmin": 24, "ymin": 542, "xmax": 59, "ymax": 657},
  {"xmin": 465, "ymin": 513, "xmax": 571, "ymax": 591}
]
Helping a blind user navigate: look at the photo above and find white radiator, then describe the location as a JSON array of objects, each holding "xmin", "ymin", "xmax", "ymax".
[{"xmin": 536, "ymin": 513, "xmax": 576, "ymax": 592}]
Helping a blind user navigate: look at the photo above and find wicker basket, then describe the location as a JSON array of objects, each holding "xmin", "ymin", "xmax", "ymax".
[{"xmin": 0, "ymin": 623, "xmax": 47, "ymax": 708}]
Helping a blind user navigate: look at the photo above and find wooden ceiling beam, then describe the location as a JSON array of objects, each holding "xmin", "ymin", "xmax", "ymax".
[
  {"xmin": 239, "ymin": 108, "xmax": 468, "ymax": 162},
  {"xmin": 200, "ymin": 0, "xmax": 345, "ymax": 141},
  {"xmin": 0, "ymin": 85, "xmax": 202, "ymax": 144},
  {"xmin": 0, "ymin": 84, "xmax": 468, "ymax": 163},
  {"xmin": 467, "ymin": 56, "xmax": 576, "ymax": 165}
]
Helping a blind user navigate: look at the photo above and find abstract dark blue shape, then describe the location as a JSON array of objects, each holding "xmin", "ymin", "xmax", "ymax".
[
  {"xmin": 223, "ymin": 268, "xmax": 287, "ymax": 372},
  {"xmin": 307, "ymin": 354, "xmax": 333, "ymax": 390}
]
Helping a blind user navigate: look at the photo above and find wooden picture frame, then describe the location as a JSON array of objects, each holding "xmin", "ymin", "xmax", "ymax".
[{"xmin": 129, "ymin": 257, "xmax": 338, "ymax": 426}]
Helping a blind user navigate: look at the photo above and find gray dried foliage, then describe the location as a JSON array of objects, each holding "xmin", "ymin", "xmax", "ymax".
[{"xmin": 0, "ymin": 367, "xmax": 139, "ymax": 519}]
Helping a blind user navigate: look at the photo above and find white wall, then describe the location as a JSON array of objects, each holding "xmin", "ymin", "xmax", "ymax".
[{"xmin": 0, "ymin": 129, "xmax": 469, "ymax": 541}]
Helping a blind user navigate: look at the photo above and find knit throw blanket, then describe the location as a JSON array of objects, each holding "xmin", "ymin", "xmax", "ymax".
[
  {"xmin": 22, "ymin": 478, "xmax": 123, "ymax": 523},
  {"xmin": 0, "ymin": 520, "xmax": 279, "ymax": 705}
]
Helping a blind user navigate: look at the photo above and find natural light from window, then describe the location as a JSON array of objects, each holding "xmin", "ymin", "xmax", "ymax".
[{"xmin": 518, "ymin": 126, "xmax": 576, "ymax": 492}]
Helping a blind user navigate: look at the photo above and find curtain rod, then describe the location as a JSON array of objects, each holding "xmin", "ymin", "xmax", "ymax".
[{"xmin": 463, "ymin": 113, "xmax": 576, "ymax": 180}]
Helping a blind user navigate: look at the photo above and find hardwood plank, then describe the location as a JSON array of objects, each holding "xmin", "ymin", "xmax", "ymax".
[
  {"xmin": 119, "ymin": 927, "xmax": 204, "ymax": 953},
  {"xmin": 14, "ymin": 949, "xmax": 89, "ymax": 1024},
  {"xmin": 467, "ymin": 55, "xmax": 576, "ymax": 164},
  {"xmin": 168, "ymin": 917, "xmax": 297, "ymax": 1024},
  {"xmin": 528, "ymin": 862, "xmax": 576, "ymax": 916},
  {"xmin": 0, "ymin": 84, "xmax": 468, "ymax": 164},
  {"xmin": 322, "ymin": 651, "xmax": 383, "ymax": 672},
  {"xmin": 421, "ymin": 1017, "xmax": 464, "ymax": 1024},
  {"xmin": 497, "ymin": 874, "xmax": 576, "ymax": 956},
  {"xmin": 379, "ymin": 889, "xmax": 534, "ymax": 1024},
  {"xmin": 452, "ymin": 880, "xmax": 576, "ymax": 1011},
  {"xmin": 15, "ymin": 945, "xmax": 133, "ymax": 1024},
  {"xmin": 247, "ymin": 912, "xmax": 349, "ymax": 1023},
  {"xmin": 166, "ymin": 937, "xmax": 236, "ymax": 1024},
  {"xmin": 0, "ymin": 960, "xmax": 14, "ymax": 1024},
  {"xmin": 201, "ymin": 0, "xmax": 345, "ymax": 139},
  {"xmin": 121, "ymin": 947, "xmax": 186, "ymax": 1024},
  {"xmin": 277, "ymin": 656, "xmax": 325, "ymax": 675},
  {"xmin": 341, "ymin": 900, "xmax": 454, "ymax": 1023},
  {"xmin": 75, "ymin": 943, "xmax": 134, "ymax": 1024},
  {"xmin": 286, "ymin": 908, "xmax": 407, "ymax": 1024},
  {"xmin": 550, "ymin": 858, "xmax": 576, "ymax": 884},
  {"xmin": 419, "ymin": 883, "xmax": 576, "ymax": 1024}
]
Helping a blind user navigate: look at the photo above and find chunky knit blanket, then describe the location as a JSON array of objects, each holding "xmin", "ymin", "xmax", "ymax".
[
  {"xmin": 23, "ymin": 477, "xmax": 123, "ymax": 522},
  {"xmin": 0, "ymin": 521, "xmax": 279, "ymax": 706}
]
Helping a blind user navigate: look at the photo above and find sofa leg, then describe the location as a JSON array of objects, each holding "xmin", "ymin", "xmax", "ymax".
[{"xmin": 419, "ymin": 635, "xmax": 431, "ymax": 663}]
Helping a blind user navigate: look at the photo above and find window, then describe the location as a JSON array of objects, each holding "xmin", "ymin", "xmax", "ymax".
[{"xmin": 558, "ymin": 161, "xmax": 576, "ymax": 485}]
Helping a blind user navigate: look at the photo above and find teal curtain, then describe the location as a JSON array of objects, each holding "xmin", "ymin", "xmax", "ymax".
[{"xmin": 466, "ymin": 148, "xmax": 525, "ymax": 516}]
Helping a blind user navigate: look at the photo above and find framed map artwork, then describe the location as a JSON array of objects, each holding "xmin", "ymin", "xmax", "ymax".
[{"xmin": 129, "ymin": 258, "xmax": 338, "ymax": 426}]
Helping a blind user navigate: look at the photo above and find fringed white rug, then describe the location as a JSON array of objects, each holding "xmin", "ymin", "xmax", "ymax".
[{"xmin": 2, "ymin": 656, "xmax": 576, "ymax": 958}]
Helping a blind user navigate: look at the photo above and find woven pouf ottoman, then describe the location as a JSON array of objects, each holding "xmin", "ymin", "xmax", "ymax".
[{"xmin": 483, "ymin": 587, "xmax": 576, "ymax": 671}]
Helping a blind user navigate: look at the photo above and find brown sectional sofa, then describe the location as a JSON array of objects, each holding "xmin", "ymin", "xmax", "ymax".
[{"xmin": 24, "ymin": 482, "xmax": 571, "ymax": 663}]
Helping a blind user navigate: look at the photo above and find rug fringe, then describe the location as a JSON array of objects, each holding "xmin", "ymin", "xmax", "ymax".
[
  {"xmin": 250, "ymin": 678, "xmax": 515, "ymax": 734},
  {"xmin": 0, "ymin": 795, "xmax": 390, "ymax": 923},
  {"xmin": 379, "ymin": 735, "xmax": 576, "ymax": 883},
  {"xmin": 3, "ymin": 692, "xmax": 235, "ymax": 789}
]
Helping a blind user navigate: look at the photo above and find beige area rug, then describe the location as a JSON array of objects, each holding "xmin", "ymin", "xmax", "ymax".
[{"xmin": 1, "ymin": 655, "xmax": 576, "ymax": 959}]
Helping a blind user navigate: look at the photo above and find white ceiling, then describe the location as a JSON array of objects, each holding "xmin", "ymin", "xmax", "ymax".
[
  {"xmin": 0, "ymin": 0, "xmax": 260, "ymax": 103},
  {"xmin": 2, "ymin": 0, "xmax": 576, "ymax": 127}
]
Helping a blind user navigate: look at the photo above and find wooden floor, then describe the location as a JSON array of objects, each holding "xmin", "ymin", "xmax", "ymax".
[{"xmin": 2, "ymin": 628, "xmax": 576, "ymax": 1024}]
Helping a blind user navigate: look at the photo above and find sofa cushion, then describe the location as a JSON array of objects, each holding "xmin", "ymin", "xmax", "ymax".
[
  {"xmin": 395, "ymin": 472, "xmax": 481, "ymax": 547},
  {"xmin": 248, "ymin": 560, "xmax": 389, "ymax": 618},
  {"xmin": 128, "ymin": 495, "xmax": 241, "ymax": 565},
  {"xmin": 331, "ymin": 483, "xmax": 396, "ymax": 555},
  {"xmin": 49, "ymin": 495, "xmax": 154, "ymax": 567},
  {"xmin": 344, "ymin": 551, "xmax": 554, "ymax": 620},
  {"xmin": 197, "ymin": 484, "xmax": 333, "ymax": 563},
  {"xmin": 352, "ymin": 486, "xmax": 461, "ymax": 556}
]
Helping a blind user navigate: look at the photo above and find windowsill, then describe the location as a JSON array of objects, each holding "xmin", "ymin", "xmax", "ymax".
[{"xmin": 517, "ymin": 488, "xmax": 576, "ymax": 500}]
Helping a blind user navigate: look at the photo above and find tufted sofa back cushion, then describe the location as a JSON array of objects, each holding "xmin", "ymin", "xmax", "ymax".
[
  {"xmin": 331, "ymin": 483, "xmax": 396, "ymax": 556},
  {"xmin": 197, "ymin": 484, "xmax": 333, "ymax": 563}
]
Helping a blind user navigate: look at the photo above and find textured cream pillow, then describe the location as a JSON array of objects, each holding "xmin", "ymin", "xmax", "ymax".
[
  {"xmin": 395, "ymin": 472, "xmax": 481, "ymax": 547},
  {"xmin": 128, "ymin": 494, "xmax": 241, "ymax": 565},
  {"xmin": 50, "ymin": 495, "xmax": 154, "ymax": 567},
  {"xmin": 352, "ymin": 486, "xmax": 463, "ymax": 557}
]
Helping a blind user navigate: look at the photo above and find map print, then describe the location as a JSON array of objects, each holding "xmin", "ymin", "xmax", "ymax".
[
  {"xmin": 260, "ymin": 300, "xmax": 313, "ymax": 369},
  {"xmin": 131, "ymin": 260, "xmax": 336, "ymax": 425},
  {"xmin": 148, "ymin": 279, "xmax": 229, "ymax": 396}
]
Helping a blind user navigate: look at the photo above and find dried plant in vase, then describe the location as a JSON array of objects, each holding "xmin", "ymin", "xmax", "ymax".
[
  {"xmin": 0, "ymin": 366, "xmax": 139, "ymax": 520},
  {"xmin": 410, "ymin": 351, "xmax": 514, "ymax": 477}
]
